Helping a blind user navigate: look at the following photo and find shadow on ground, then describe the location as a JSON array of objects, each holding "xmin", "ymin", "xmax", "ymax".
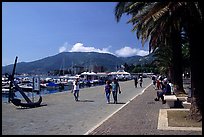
[
  {"xmin": 108, "ymin": 102, "xmax": 126, "ymax": 104},
  {"xmin": 77, "ymin": 99, "xmax": 95, "ymax": 102}
]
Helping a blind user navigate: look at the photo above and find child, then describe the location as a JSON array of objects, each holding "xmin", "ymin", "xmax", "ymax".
[{"xmin": 104, "ymin": 80, "xmax": 112, "ymax": 104}]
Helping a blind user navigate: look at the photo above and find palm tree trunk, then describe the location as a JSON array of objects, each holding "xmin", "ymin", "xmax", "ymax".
[
  {"xmin": 168, "ymin": 66, "xmax": 173, "ymax": 81},
  {"xmin": 171, "ymin": 29, "xmax": 184, "ymax": 93},
  {"xmin": 187, "ymin": 21, "xmax": 202, "ymax": 121}
]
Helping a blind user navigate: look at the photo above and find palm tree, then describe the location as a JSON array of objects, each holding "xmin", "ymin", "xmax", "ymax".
[
  {"xmin": 115, "ymin": 2, "xmax": 202, "ymax": 121},
  {"xmin": 115, "ymin": 2, "xmax": 184, "ymax": 92},
  {"xmin": 181, "ymin": 2, "xmax": 202, "ymax": 121},
  {"xmin": 152, "ymin": 45, "xmax": 173, "ymax": 79}
]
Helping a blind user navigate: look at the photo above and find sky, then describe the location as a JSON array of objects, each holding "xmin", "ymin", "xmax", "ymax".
[{"xmin": 2, "ymin": 2, "xmax": 149, "ymax": 66}]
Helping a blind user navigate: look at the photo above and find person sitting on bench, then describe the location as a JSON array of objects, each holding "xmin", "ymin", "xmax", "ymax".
[{"xmin": 154, "ymin": 81, "xmax": 171, "ymax": 104}]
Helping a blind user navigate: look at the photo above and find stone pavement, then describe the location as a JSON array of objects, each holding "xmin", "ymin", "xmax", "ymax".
[
  {"xmin": 88, "ymin": 85, "xmax": 202, "ymax": 135},
  {"xmin": 2, "ymin": 79, "xmax": 152, "ymax": 135}
]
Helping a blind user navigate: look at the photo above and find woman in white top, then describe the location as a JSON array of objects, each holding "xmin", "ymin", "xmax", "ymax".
[{"xmin": 73, "ymin": 78, "xmax": 80, "ymax": 101}]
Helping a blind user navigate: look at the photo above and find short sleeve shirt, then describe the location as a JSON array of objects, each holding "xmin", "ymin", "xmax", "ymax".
[{"xmin": 73, "ymin": 80, "xmax": 79, "ymax": 90}]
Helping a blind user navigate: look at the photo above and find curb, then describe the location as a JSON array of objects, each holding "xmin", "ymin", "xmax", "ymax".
[{"xmin": 158, "ymin": 109, "xmax": 202, "ymax": 131}]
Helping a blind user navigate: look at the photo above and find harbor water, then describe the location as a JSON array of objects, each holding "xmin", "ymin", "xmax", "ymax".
[{"xmin": 2, "ymin": 84, "xmax": 72, "ymax": 103}]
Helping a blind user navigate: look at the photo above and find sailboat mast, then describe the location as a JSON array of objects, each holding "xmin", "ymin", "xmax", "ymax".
[{"xmin": 63, "ymin": 58, "xmax": 65, "ymax": 76}]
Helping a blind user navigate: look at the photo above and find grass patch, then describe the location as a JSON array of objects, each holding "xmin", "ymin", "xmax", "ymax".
[{"xmin": 168, "ymin": 110, "xmax": 202, "ymax": 127}]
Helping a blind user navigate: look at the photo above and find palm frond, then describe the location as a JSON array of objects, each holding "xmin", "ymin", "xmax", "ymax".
[{"xmin": 115, "ymin": 2, "xmax": 129, "ymax": 22}]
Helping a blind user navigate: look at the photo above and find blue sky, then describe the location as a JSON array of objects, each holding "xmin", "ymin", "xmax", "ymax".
[{"xmin": 2, "ymin": 2, "xmax": 149, "ymax": 66}]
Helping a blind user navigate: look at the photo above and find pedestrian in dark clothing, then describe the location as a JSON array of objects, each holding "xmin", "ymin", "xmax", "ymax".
[
  {"xmin": 104, "ymin": 80, "xmax": 112, "ymax": 104},
  {"xmin": 134, "ymin": 76, "xmax": 138, "ymax": 88},
  {"xmin": 152, "ymin": 75, "xmax": 156, "ymax": 88},
  {"xmin": 154, "ymin": 81, "xmax": 171, "ymax": 104},
  {"xmin": 111, "ymin": 78, "xmax": 121, "ymax": 104}
]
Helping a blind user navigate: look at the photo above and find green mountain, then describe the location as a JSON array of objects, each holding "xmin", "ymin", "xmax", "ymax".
[
  {"xmin": 2, "ymin": 52, "xmax": 154, "ymax": 74},
  {"xmin": 119, "ymin": 52, "xmax": 154, "ymax": 65}
]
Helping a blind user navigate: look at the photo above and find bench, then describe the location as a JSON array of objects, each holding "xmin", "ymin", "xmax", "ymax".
[
  {"xmin": 177, "ymin": 96, "xmax": 190, "ymax": 108},
  {"xmin": 182, "ymin": 101, "xmax": 191, "ymax": 109},
  {"xmin": 164, "ymin": 95, "xmax": 177, "ymax": 108},
  {"xmin": 177, "ymin": 97, "xmax": 187, "ymax": 102}
]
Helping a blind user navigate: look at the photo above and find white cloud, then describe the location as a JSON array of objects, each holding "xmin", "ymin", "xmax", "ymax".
[
  {"xmin": 136, "ymin": 49, "xmax": 149, "ymax": 56},
  {"xmin": 69, "ymin": 43, "xmax": 112, "ymax": 54},
  {"xmin": 59, "ymin": 42, "xmax": 149, "ymax": 57},
  {"xmin": 115, "ymin": 46, "xmax": 149, "ymax": 57},
  {"xmin": 59, "ymin": 46, "xmax": 66, "ymax": 53},
  {"xmin": 59, "ymin": 42, "xmax": 68, "ymax": 53}
]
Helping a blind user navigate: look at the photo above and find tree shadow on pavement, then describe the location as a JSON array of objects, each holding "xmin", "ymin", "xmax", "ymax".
[{"xmin": 108, "ymin": 102, "xmax": 126, "ymax": 104}]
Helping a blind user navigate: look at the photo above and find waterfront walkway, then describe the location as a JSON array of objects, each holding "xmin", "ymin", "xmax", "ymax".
[
  {"xmin": 2, "ymin": 78, "xmax": 202, "ymax": 135},
  {"xmin": 88, "ymin": 85, "xmax": 202, "ymax": 135},
  {"xmin": 2, "ymin": 78, "xmax": 151, "ymax": 135}
]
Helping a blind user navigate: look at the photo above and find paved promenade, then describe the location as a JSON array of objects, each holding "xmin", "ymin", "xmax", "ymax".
[
  {"xmin": 88, "ymin": 85, "xmax": 202, "ymax": 135},
  {"xmin": 2, "ymin": 78, "xmax": 202, "ymax": 135},
  {"xmin": 2, "ymin": 78, "xmax": 151, "ymax": 135}
]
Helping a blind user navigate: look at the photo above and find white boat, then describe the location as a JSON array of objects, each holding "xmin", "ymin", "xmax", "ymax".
[
  {"xmin": 2, "ymin": 77, "xmax": 10, "ymax": 93},
  {"xmin": 2, "ymin": 88, "xmax": 10, "ymax": 94},
  {"xmin": 18, "ymin": 83, "xmax": 33, "ymax": 92},
  {"xmin": 40, "ymin": 83, "xmax": 47, "ymax": 88},
  {"xmin": 108, "ymin": 70, "xmax": 131, "ymax": 81}
]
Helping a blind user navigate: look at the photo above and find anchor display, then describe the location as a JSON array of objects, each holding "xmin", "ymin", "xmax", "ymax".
[{"xmin": 6, "ymin": 56, "xmax": 44, "ymax": 108}]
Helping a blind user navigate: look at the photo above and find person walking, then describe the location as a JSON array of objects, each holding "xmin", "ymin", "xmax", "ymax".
[
  {"xmin": 156, "ymin": 79, "xmax": 161, "ymax": 90},
  {"xmin": 152, "ymin": 75, "xmax": 156, "ymax": 89},
  {"xmin": 138, "ymin": 76, "xmax": 143, "ymax": 87},
  {"xmin": 134, "ymin": 76, "xmax": 138, "ymax": 88},
  {"xmin": 72, "ymin": 78, "xmax": 80, "ymax": 101},
  {"xmin": 111, "ymin": 78, "xmax": 121, "ymax": 104},
  {"xmin": 104, "ymin": 80, "xmax": 112, "ymax": 104}
]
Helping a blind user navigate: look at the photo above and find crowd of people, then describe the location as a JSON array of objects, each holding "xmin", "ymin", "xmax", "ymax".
[
  {"xmin": 71, "ymin": 74, "xmax": 174, "ymax": 105},
  {"xmin": 71, "ymin": 77, "xmax": 122, "ymax": 104}
]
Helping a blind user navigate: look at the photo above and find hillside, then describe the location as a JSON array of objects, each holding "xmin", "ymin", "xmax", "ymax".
[{"xmin": 2, "ymin": 52, "xmax": 154, "ymax": 74}]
